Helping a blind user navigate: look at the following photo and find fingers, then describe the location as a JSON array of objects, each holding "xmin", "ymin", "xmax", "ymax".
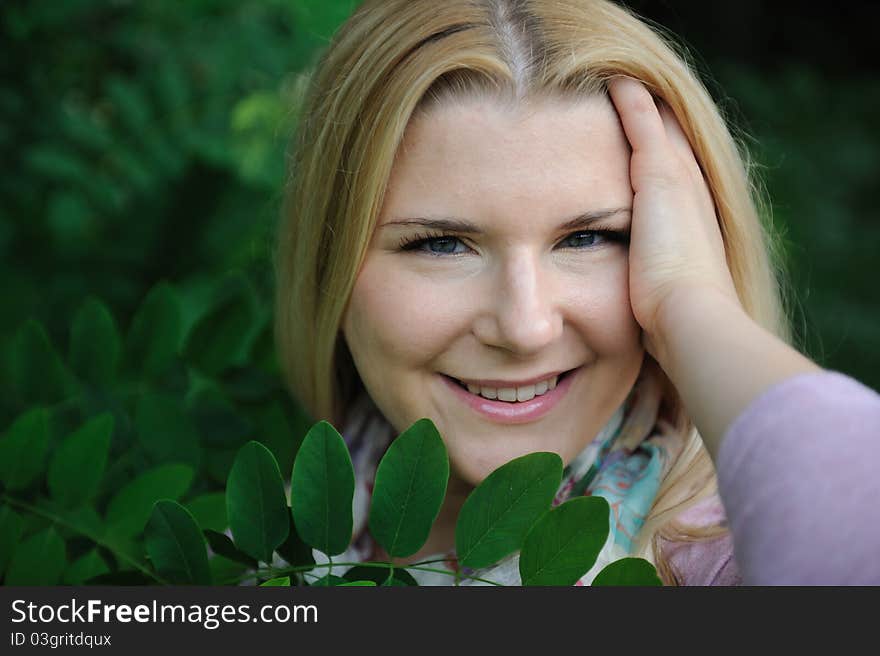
[
  {"xmin": 608, "ymin": 76, "xmax": 709, "ymax": 197},
  {"xmin": 607, "ymin": 76, "xmax": 669, "ymax": 162},
  {"xmin": 656, "ymin": 99, "xmax": 709, "ymax": 187},
  {"xmin": 656, "ymin": 100, "xmax": 693, "ymax": 163}
]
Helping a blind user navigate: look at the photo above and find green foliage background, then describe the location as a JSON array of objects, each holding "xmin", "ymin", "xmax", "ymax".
[
  {"xmin": 0, "ymin": 0, "xmax": 877, "ymax": 585},
  {"xmin": 2, "ymin": 0, "xmax": 877, "ymax": 402},
  {"xmin": 0, "ymin": 0, "xmax": 361, "ymax": 427}
]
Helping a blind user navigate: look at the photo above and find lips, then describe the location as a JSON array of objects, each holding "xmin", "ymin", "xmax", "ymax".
[
  {"xmin": 448, "ymin": 368, "xmax": 576, "ymax": 392},
  {"xmin": 441, "ymin": 366, "xmax": 581, "ymax": 425}
]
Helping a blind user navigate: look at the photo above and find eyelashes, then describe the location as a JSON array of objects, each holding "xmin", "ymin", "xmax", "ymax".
[
  {"xmin": 398, "ymin": 232, "xmax": 468, "ymax": 255},
  {"xmin": 397, "ymin": 227, "xmax": 630, "ymax": 257}
]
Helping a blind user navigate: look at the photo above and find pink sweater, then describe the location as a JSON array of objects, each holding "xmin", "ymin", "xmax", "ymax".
[{"xmin": 666, "ymin": 371, "xmax": 880, "ymax": 585}]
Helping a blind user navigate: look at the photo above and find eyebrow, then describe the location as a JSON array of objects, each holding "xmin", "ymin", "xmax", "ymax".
[{"xmin": 381, "ymin": 207, "xmax": 632, "ymax": 234}]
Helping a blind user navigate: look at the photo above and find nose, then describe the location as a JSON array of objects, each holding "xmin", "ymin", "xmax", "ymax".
[{"xmin": 472, "ymin": 250, "xmax": 563, "ymax": 356}]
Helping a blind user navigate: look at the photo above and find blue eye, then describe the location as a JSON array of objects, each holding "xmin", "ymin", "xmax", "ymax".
[
  {"xmin": 424, "ymin": 236, "xmax": 467, "ymax": 254},
  {"xmin": 561, "ymin": 231, "xmax": 600, "ymax": 248},
  {"xmin": 399, "ymin": 233, "xmax": 469, "ymax": 256},
  {"xmin": 559, "ymin": 229, "xmax": 629, "ymax": 249}
]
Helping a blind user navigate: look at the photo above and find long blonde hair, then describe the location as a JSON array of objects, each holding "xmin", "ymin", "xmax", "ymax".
[{"xmin": 275, "ymin": 0, "xmax": 793, "ymax": 584}]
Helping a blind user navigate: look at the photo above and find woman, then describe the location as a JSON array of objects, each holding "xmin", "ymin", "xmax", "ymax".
[{"xmin": 275, "ymin": 0, "xmax": 880, "ymax": 584}]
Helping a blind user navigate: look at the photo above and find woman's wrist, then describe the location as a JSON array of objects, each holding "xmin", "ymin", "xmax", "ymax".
[
  {"xmin": 647, "ymin": 283, "xmax": 745, "ymax": 372},
  {"xmin": 646, "ymin": 283, "xmax": 821, "ymax": 460}
]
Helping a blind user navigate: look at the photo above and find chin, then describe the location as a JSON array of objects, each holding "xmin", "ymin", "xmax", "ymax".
[{"xmin": 449, "ymin": 439, "xmax": 569, "ymax": 489}]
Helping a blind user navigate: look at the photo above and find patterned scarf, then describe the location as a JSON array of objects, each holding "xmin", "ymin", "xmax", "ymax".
[{"xmin": 320, "ymin": 365, "xmax": 685, "ymax": 585}]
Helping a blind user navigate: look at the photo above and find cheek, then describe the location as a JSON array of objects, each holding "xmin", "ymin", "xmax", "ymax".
[
  {"xmin": 344, "ymin": 260, "xmax": 463, "ymax": 368},
  {"xmin": 566, "ymin": 259, "xmax": 642, "ymax": 351}
]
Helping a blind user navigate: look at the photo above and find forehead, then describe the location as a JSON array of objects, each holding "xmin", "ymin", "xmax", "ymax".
[{"xmin": 382, "ymin": 94, "xmax": 632, "ymax": 220}]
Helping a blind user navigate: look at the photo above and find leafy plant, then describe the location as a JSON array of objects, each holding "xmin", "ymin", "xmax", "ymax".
[
  {"xmin": 196, "ymin": 425, "xmax": 662, "ymax": 586},
  {"xmin": 0, "ymin": 284, "xmax": 661, "ymax": 586},
  {"xmin": 0, "ymin": 280, "xmax": 310, "ymax": 586}
]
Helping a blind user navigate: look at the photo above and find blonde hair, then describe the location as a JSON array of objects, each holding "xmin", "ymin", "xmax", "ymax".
[{"xmin": 275, "ymin": 0, "xmax": 794, "ymax": 584}]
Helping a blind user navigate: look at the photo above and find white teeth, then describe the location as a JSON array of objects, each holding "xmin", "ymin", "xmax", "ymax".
[
  {"xmin": 498, "ymin": 388, "xmax": 517, "ymax": 402},
  {"xmin": 459, "ymin": 373, "xmax": 562, "ymax": 402},
  {"xmin": 516, "ymin": 385, "xmax": 536, "ymax": 402}
]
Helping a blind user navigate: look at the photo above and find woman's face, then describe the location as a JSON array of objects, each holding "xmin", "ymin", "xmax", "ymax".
[{"xmin": 341, "ymin": 94, "xmax": 644, "ymax": 489}]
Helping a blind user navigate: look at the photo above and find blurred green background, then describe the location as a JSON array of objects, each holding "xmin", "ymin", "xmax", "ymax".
[
  {"xmin": 1, "ymin": 0, "xmax": 878, "ymax": 401},
  {"xmin": 0, "ymin": 0, "xmax": 878, "ymax": 587}
]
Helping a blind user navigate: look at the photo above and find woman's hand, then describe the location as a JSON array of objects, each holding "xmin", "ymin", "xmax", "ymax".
[
  {"xmin": 607, "ymin": 76, "xmax": 740, "ymax": 359},
  {"xmin": 607, "ymin": 76, "xmax": 820, "ymax": 459}
]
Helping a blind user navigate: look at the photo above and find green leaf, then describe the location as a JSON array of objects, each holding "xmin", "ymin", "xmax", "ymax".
[
  {"xmin": 0, "ymin": 407, "xmax": 50, "ymax": 490},
  {"xmin": 47, "ymin": 192, "xmax": 94, "ymax": 258},
  {"xmin": 184, "ymin": 275, "xmax": 258, "ymax": 376},
  {"xmin": 249, "ymin": 323, "xmax": 278, "ymax": 374},
  {"xmin": 145, "ymin": 500, "xmax": 212, "ymax": 585},
  {"xmin": 106, "ymin": 535, "xmax": 145, "ymax": 571},
  {"xmin": 260, "ymin": 576, "xmax": 290, "ymax": 587},
  {"xmin": 47, "ymin": 413, "xmax": 113, "ymax": 508},
  {"xmin": 290, "ymin": 421, "xmax": 355, "ymax": 556},
  {"xmin": 151, "ymin": 357, "xmax": 191, "ymax": 396},
  {"xmin": 276, "ymin": 508, "xmax": 315, "ymax": 567},
  {"xmin": 0, "ymin": 505, "xmax": 24, "ymax": 576},
  {"xmin": 63, "ymin": 549, "xmax": 110, "ymax": 585},
  {"xmin": 519, "ymin": 496, "xmax": 610, "ymax": 586},
  {"xmin": 105, "ymin": 463, "xmax": 194, "ymax": 538},
  {"xmin": 251, "ymin": 401, "xmax": 303, "ymax": 476},
  {"xmin": 204, "ymin": 530, "xmax": 257, "ymax": 568},
  {"xmin": 124, "ymin": 283, "xmax": 182, "ymax": 378},
  {"xmin": 186, "ymin": 492, "xmax": 227, "ymax": 532},
  {"xmin": 5, "ymin": 527, "xmax": 66, "ymax": 585},
  {"xmin": 60, "ymin": 505, "xmax": 104, "ymax": 541},
  {"xmin": 25, "ymin": 143, "xmax": 84, "ymax": 182},
  {"xmin": 205, "ymin": 447, "xmax": 238, "ymax": 486},
  {"xmin": 85, "ymin": 571, "xmax": 153, "ymax": 585},
  {"xmin": 456, "ymin": 452, "xmax": 562, "ymax": 570},
  {"xmin": 135, "ymin": 393, "xmax": 201, "ymax": 467},
  {"xmin": 69, "ymin": 297, "xmax": 120, "ymax": 388},
  {"xmin": 227, "ymin": 441, "xmax": 290, "ymax": 563},
  {"xmin": 222, "ymin": 365, "xmax": 279, "ymax": 403},
  {"xmin": 59, "ymin": 103, "xmax": 113, "ymax": 151},
  {"xmin": 209, "ymin": 555, "xmax": 248, "ymax": 585},
  {"xmin": 189, "ymin": 386, "xmax": 253, "ymax": 448},
  {"xmin": 342, "ymin": 565, "xmax": 419, "ymax": 587},
  {"xmin": 339, "ymin": 580, "xmax": 377, "ymax": 586},
  {"xmin": 310, "ymin": 574, "xmax": 347, "ymax": 586},
  {"xmin": 592, "ymin": 558, "xmax": 663, "ymax": 586},
  {"xmin": 25, "ymin": 499, "xmax": 103, "ymax": 545},
  {"xmin": 369, "ymin": 418, "xmax": 448, "ymax": 558},
  {"xmin": 106, "ymin": 76, "xmax": 151, "ymax": 135},
  {"xmin": 12, "ymin": 319, "xmax": 74, "ymax": 404}
]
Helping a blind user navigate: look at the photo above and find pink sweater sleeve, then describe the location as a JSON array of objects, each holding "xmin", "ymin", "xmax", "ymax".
[
  {"xmin": 661, "ymin": 495, "xmax": 741, "ymax": 585},
  {"xmin": 716, "ymin": 370, "xmax": 880, "ymax": 584}
]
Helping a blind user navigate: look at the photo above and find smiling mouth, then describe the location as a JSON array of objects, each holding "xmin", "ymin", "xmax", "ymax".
[{"xmin": 445, "ymin": 368, "xmax": 578, "ymax": 403}]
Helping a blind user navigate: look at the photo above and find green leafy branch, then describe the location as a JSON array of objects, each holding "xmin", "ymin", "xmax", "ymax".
[
  {"xmin": 138, "ymin": 424, "xmax": 661, "ymax": 587},
  {"xmin": 0, "ymin": 281, "xmax": 661, "ymax": 587}
]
